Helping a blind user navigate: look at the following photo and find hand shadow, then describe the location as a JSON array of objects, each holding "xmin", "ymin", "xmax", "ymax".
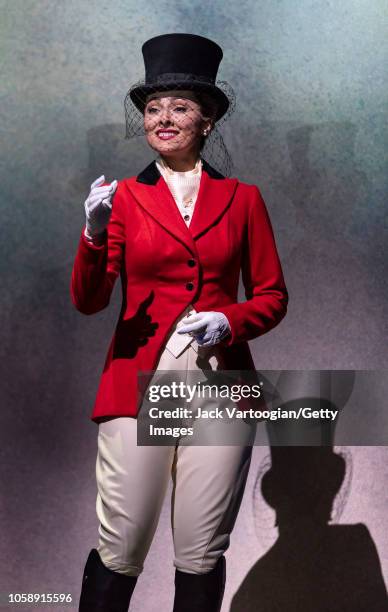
[{"xmin": 111, "ymin": 290, "xmax": 159, "ymax": 360}]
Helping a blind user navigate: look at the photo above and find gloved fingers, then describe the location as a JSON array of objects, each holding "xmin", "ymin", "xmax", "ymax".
[
  {"xmin": 85, "ymin": 200, "xmax": 112, "ymax": 220},
  {"xmin": 95, "ymin": 180, "xmax": 118, "ymax": 196},
  {"xmin": 196, "ymin": 332, "xmax": 211, "ymax": 343},
  {"xmin": 177, "ymin": 320, "xmax": 208, "ymax": 334},
  {"xmin": 181, "ymin": 312, "xmax": 202, "ymax": 323},
  {"xmin": 85, "ymin": 200, "xmax": 104, "ymax": 217},
  {"xmin": 89, "ymin": 185, "xmax": 116, "ymax": 199},
  {"xmin": 86, "ymin": 191, "xmax": 114, "ymax": 209},
  {"xmin": 196, "ymin": 334, "xmax": 216, "ymax": 346},
  {"xmin": 90, "ymin": 175, "xmax": 105, "ymax": 189},
  {"xmin": 86, "ymin": 195, "xmax": 112, "ymax": 211},
  {"xmin": 180, "ymin": 311, "xmax": 212, "ymax": 326}
]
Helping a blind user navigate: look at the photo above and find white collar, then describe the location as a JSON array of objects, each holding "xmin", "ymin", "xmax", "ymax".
[{"xmin": 156, "ymin": 156, "xmax": 202, "ymax": 177}]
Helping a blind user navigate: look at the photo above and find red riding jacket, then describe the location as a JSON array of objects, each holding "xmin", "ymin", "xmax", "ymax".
[{"xmin": 70, "ymin": 158, "xmax": 288, "ymax": 423}]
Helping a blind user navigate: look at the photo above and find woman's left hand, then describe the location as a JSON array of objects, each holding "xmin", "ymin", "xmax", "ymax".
[{"xmin": 177, "ymin": 311, "xmax": 231, "ymax": 347}]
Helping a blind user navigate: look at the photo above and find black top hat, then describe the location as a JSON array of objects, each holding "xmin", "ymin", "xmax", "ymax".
[{"xmin": 128, "ymin": 33, "xmax": 230, "ymax": 122}]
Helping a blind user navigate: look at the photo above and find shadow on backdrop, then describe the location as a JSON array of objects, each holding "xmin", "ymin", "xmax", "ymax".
[
  {"xmin": 230, "ymin": 447, "xmax": 388, "ymax": 611},
  {"xmin": 229, "ymin": 375, "xmax": 388, "ymax": 612}
]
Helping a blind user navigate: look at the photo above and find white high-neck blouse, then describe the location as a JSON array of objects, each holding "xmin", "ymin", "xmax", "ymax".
[{"xmin": 155, "ymin": 156, "xmax": 202, "ymax": 227}]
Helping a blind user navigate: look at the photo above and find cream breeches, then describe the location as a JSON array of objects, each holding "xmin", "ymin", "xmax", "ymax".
[{"xmin": 95, "ymin": 336, "xmax": 255, "ymax": 577}]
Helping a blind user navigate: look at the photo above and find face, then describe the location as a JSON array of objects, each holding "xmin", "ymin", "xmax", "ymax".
[{"xmin": 143, "ymin": 94, "xmax": 212, "ymax": 158}]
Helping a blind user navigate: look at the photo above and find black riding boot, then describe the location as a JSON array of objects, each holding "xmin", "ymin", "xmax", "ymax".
[
  {"xmin": 173, "ymin": 556, "xmax": 226, "ymax": 612},
  {"xmin": 79, "ymin": 548, "xmax": 137, "ymax": 612}
]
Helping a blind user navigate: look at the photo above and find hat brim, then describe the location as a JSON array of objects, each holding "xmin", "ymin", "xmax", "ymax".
[{"xmin": 128, "ymin": 81, "xmax": 230, "ymax": 123}]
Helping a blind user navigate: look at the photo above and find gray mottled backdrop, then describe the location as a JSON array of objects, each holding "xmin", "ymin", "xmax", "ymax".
[{"xmin": 1, "ymin": 1, "xmax": 387, "ymax": 610}]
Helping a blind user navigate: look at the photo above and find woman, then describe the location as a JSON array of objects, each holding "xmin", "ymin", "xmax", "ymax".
[{"xmin": 71, "ymin": 33, "xmax": 288, "ymax": 612}]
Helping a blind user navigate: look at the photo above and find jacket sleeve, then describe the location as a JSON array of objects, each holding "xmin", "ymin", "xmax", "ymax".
[
  {"xmin": 216, "ymin": 185, "xmax": 288, "ymax": 345},
  {"xmin": 70, "ymin": 182, "xmax": 126, "ymax": 315}
]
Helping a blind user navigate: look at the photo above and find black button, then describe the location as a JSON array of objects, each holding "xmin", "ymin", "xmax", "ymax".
[
  {"xmin": 184, "ymin": 214, "xmax": 190, "ymax": 221},
  {"xmin": 187, "ymin": 259, "xmax": 196, "ymax": 267},
  {"xmin": 186, "ymin": 282, "xmax": 194, "ymax": 291}
]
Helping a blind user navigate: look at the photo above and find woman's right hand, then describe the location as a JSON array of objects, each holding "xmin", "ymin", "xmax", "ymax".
[{"xmin": 84, "ymin": 175, "xmax": 118, "ymax": 239}]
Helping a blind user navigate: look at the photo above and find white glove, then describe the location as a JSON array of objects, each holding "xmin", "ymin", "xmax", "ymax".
[
  {"xmin": 176, "ymin": 311, "xmax": 231, "ymax": 347},
  {"xmin": 84, "ymin": 175, "xmax": 118, "ymax": 239}
]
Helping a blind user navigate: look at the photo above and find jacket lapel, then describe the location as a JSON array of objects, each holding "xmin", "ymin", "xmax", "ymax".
[{"xmin": 126, "ymin": 158, "xmax": 239, "ymax": 256}]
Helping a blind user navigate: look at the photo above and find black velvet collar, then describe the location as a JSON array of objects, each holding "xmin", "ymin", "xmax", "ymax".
[{"xmin": 136, "ymin": 157, "xmax": 225, "ymax": 185}]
